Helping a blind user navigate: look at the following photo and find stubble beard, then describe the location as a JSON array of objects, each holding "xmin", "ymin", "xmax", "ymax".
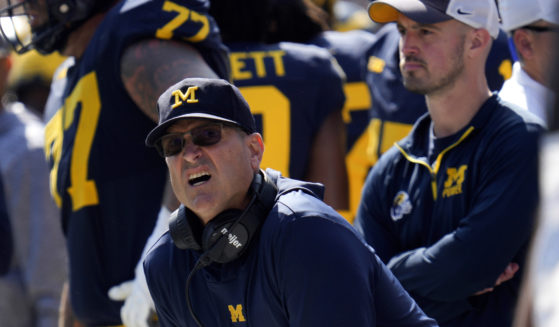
[{"xmin": 401, "ymin": 39, "xmax": 466, "ymax": 96}]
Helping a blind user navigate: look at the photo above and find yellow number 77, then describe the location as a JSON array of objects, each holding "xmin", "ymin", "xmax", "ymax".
[
  {"xmin": 44, "ymin": 72, "xmax": 101, "ymax": 211},
  {"xmin": 155, "ymin": 0, "xmax": 210, "ymax": 42}
]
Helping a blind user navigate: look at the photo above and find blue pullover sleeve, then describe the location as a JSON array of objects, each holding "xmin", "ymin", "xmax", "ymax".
[{"xmin": 353, "ymin": 149, "xmax": 403, "ymax": 262}]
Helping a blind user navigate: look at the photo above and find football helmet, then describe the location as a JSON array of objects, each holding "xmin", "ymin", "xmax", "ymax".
[{"xmin": 0, "ymin": 0, "xmax": 114, "ymax": 54}]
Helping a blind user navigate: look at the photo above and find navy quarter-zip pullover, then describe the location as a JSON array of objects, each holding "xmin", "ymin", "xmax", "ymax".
[
  {"xmin": 355, "ymin": 94, "xmax": 543, "ymax": 326},
  {"xmin": 145, "ymin": 169, "xmax": 438, "ymax": 327}
]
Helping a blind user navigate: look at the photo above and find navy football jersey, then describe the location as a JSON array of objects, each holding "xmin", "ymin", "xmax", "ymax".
[
  {"xmin": 0, "ymin": 176, "xmax": 12, "ymax": 275},
  {"xmin": 42, "ymin": 0, "xmax": 228, "ymax": 324},
  {"xmin": 227, "ymin": 41, "xmax": 345, "ymax": 180},
  {"xmin": 310, "ymin": 29, "xmax": 377, "ymax": 221},
  {"xmin": 365, "ymin": 23, "xmax": 513, "ymax": 169}
]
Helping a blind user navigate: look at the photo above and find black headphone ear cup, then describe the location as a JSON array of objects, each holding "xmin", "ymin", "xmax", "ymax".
[
  {"xmin": 201, "ymin": 209, "xmax": 242, "ymax": 251},
  {"xmin": 169, "ymin": 206, "xmax": 202, "ymax": 250},
  {"xmin": 201, "ymin": 210, "xmax": 249, "ymax": 264},
  {"xmin": 200, "ymin": 171, "xmax": 277, "ymax": 264}
]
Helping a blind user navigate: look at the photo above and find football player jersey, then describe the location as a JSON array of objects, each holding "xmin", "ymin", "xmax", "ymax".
[
  {"xmin": 227, "ymin": 41, "xmax": 345, "ymax": 181},
  {"xmin": 365, "ymin": 23, "xmax": 513, "ymax": 173},
  {"xmin": 42, "ymin": 0, "xmax": 228, "ymax": 324},
  {"xmin": 310, "ymin": 30, "xmax": 377, "ymax": 222}
]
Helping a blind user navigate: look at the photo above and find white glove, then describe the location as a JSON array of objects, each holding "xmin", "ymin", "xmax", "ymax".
[
  {"xmin": 108, "ymin": 206, "xmax": 171, "ymax": 327},
  {"xmin": 108, "ymin": 278, "xmax": 154, "ymax": 327}
]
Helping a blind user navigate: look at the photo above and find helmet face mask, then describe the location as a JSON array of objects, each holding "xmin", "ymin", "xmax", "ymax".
[
  {"xmin": 0, "ymin": 0, "xmax": 112, "ymax": 54},
  {"xmin": 0, "ymin": 0, "xmax": 34, "ymax": 53}
]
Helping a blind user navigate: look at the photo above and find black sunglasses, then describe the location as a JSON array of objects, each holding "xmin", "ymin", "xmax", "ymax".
[
  {"xmin": 155, "ymin": 122, "xmax": 229, "ymax": 157},
  {"xmin": 521, "ymin": 25, "xmax": 559, "ymax": 33}
]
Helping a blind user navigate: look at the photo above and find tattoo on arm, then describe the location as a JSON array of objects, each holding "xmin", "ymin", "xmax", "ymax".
[{"xmin": 120, "ymin": 38, "xmax": 218, "ymax": 122}]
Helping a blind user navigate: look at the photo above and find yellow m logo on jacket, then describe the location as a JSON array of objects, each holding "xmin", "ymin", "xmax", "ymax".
[
  {"xmin": 228, "ymin": 304, "xmax": 246, "ymax": 323},
  {"xmin": 442, "ymin": 165, "xmax": 467, "ymax": 198}
]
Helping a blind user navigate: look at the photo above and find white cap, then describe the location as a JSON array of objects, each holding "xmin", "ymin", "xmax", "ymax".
[
  {"xmin": 498, "ymin": 0, "xmax": 559, "ymax": 32},
  {"xmin": 368, "ymin": 0, "xmax": 501, "ymax": 38}
]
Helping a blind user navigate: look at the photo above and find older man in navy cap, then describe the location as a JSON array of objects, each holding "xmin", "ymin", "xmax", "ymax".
[{"xmin": 142, "ymin": 77, "xmax": 437, "ymax": 327}]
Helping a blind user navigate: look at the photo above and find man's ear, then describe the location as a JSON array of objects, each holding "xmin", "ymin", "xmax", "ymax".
[
  {"xmin": 468, "ymin": 28, "xmax": 492, "ymax": 55},
  {"xmin": 512, "ymin": 29, "xmax": 534, "ymax": 60},
  {"xmin": 246, "ymin": 133, "xmax": 264, "ymax": 170}
]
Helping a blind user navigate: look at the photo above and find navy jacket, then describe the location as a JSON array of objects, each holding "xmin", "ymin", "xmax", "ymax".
[
  {"xmin": 355, "ymin": 95, "xmax": 543, "ymax": 326},
  {"xmin": 145, "ymin": 169, "xmax": 437, "ymax": 326}
]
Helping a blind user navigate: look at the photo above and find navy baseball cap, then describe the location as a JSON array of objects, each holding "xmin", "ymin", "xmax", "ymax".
[
  {"xmin": 146, "ymin": 78, "xmax": 257, "ymax": 146},
  {"xmin": 368, "ymin": 0, "xmax": 500, "ymax": 38}
]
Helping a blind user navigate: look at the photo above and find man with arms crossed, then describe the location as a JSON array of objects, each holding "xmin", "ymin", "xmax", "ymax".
[{"xmin": 355, "ymin": 0, "xmax": 543, "ymax": 326}]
